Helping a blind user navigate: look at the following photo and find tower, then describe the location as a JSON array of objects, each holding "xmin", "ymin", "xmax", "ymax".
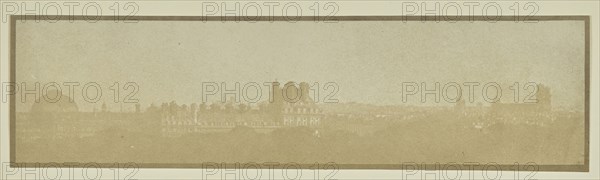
[
  {"xmin": 270, "ymin": 81, "xmax": 284, "ymax": 122},
  {"xmin": 283, "ymin": 81, "xmax": 299, "ymax": 103},
  {"xmin": 299, "ymin": 82, "xmax": 312, "ymax": 102},
  {"xmin": 271, "ymin": 81, "xmax": 282, "ymax": 104},
  {"xmin": 535, "ymin": 84, "xmax": 551, "ymax": 111}
]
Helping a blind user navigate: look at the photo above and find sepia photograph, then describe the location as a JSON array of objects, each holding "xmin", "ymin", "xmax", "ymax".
[{"xmin": 7, "ymin": 15, "xmax": 589, "ymax": 174}]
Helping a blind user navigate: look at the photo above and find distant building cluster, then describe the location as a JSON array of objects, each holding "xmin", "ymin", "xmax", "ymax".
[
  {"xmin": 488, "ymin": 84, "xmax": 552, "ymax": 115},
  {"xmin": 158, "ymin": 81, "xmax": 324, "ymax": 136},
  {"xmin": 17, "ymin": 83, "xmax": 574, "ymax": 140},
  {"xmin": 453, "ymin": 84, "xmax": 555, "ymax": 128}
]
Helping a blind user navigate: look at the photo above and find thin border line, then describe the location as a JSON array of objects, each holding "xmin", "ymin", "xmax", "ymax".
[
  {"xmin": 9, "ymin": 14, "xmax": 16, "ymax": 168},
  {"xmin": 8, "ymin": 15, "xmax": 590, "ymax": 172},
  {"xmin": 2, "ymin": 0, "xmax": 600, "ymax": 1}
]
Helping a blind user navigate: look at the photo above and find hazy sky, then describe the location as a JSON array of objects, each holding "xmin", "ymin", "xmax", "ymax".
[{"xmin": 15, "ymin": 20, "xmax": 585, "ymax": 111}]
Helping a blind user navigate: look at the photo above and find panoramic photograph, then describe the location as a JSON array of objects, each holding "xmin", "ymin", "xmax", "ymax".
[{"xmin": 11, "ymin": 17, "xmax": 587, "ymax": 170}]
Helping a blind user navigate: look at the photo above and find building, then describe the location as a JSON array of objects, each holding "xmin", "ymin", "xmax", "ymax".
[
  {"xmin": 279, "ymin": 82, "xmax": 323, "ymax": 127},
  {"xmin": 159, "ymin": 81, "xmax": 323, "ymax": 136}
]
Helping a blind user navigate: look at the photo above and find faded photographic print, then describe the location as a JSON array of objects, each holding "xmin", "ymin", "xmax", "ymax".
[{"xmin": 9, "ymin": 16, "xmax": 588, "ymax": 171}]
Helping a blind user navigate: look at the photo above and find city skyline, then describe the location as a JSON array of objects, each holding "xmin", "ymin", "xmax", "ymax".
[
  {"xmin": 9, "ymin": 16, "xmax": 588, "ymax": 171},
  {"xmin": 14, "ymin": 20, "xmax": 585, "ymax": 112}
]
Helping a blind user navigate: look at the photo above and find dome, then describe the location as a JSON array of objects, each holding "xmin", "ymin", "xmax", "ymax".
[{"xmin": 30, "ymin": 90, "xmax": 79, "ymax": 113}]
